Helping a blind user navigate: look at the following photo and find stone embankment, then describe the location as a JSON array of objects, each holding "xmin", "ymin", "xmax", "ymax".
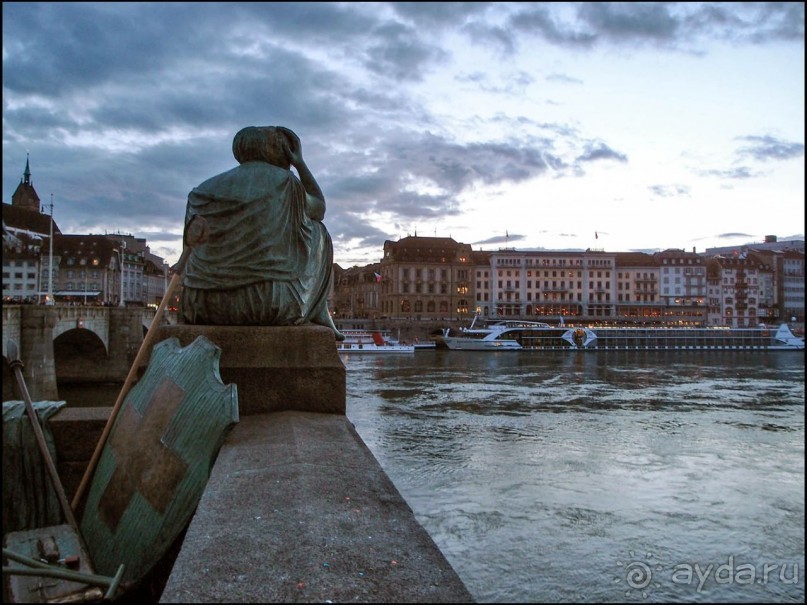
[{"xmin": 43, "ymin": 325, "xmax": 473, "ymax": 603}]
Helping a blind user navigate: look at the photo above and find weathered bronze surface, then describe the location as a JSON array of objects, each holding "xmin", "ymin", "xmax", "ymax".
[
  {"xmin": 181, "ymin": 125, "xmax": 343, "ymax": 340},
  {"xmin": 79, "ymin": 336, "xmax": 238, "ymax": 584}
]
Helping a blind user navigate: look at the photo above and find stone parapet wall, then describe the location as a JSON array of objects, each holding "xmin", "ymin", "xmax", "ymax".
[{"xmin": 151, "ymin": 324, "xmax": 346, "ymax": 415}]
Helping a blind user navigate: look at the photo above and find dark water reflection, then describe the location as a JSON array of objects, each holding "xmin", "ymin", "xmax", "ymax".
[{"xmin": 343, "ymin": 350, "xmax": 805, "ymax": 603}]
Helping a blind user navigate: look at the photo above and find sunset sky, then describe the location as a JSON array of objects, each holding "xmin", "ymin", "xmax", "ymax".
[{"xmin": 3, "ymin": 2, "xmax": 804, "ymax": 266}]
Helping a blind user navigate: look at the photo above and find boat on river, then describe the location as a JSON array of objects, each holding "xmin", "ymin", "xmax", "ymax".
[
  {"xmin": 436, "ymin": 315, "xmax": 805, "ymax": 352},
  {"xmin": 337, "ymin": 329, "xmax": 415, "ymax": 353}
]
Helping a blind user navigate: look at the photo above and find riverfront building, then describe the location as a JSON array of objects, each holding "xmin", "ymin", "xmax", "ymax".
[
  {"xmin": 4, "ymin": 158, "xmax": 803, "ymax": 326},
  {"xmin": 376, "ymin": 236, "xmax": 475, "ymax": 321},
  {"xmin": 2, "ymin": 157, "xmax": 61, "ymax": 303},
  {"xmin": 3, "ymin": 158, "xmax": 168, "ymax": 306},
  {"xmin": 333, "ymin": 236, "xmax": 804, "ymax": 328}
]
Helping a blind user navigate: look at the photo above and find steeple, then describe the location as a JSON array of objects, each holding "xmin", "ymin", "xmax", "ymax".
[
  {"xmin": 23, "ymin": 153, "xmax": 32, "ymax": 185},
  {"xmin": 11, "ymin": 154, "xmax": 42, "ymax": 212}
]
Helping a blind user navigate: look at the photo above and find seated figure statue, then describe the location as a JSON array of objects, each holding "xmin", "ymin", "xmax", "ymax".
[{"xmin": 180, "ymin": 125, "xmax": 344, "ymax": 340}]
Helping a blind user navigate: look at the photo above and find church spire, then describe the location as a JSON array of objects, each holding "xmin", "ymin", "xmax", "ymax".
[
  {"xmin": 11, "ymin": 152, "xmax": 41, "ymax": 212},
  {"xmin": 23, "ymin": 153, "xmax": 31, "ymax": 185}
]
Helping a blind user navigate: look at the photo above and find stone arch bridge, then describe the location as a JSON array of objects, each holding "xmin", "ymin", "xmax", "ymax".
[{"xmin": 2, "ymin": 305, "xmax": 177, "ymax": 401}]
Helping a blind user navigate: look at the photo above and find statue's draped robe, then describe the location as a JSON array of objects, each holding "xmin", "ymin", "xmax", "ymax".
[{"xmin": 181, "ymin": 161, "xmax": 334, "ymax": 326}]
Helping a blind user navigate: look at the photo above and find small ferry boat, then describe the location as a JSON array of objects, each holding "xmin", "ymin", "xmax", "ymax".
[
  {"xmin": 436, "ymin": 316, "xmax": 805, "ymax": 352},
  {"xmin": 337, "ymin": 329, "xmax": 415, "ymax": 353}
]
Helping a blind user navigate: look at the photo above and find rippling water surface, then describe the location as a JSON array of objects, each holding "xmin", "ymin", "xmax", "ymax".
[{"xmin": 343, "ymin": 350, "xmax": 805, "ymax": 603}]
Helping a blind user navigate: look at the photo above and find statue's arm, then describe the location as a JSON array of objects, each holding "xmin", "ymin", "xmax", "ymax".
[
  {"xmin": 279, "ymin": 127, "xmax": 326, "ymax": 221},
  {"xmin": 296, "ymin": 162, "xmax": 326, "ymax": 222}
]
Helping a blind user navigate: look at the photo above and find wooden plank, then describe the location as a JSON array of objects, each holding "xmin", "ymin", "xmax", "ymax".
[{"xmin": 4, "ymin": 525, "xmax": 97, "ymax": 603}]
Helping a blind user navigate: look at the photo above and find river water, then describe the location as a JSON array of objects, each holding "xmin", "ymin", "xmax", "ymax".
[{"xmin": 341, "ymin": 350, "xmax": 805, "ymax": 603}]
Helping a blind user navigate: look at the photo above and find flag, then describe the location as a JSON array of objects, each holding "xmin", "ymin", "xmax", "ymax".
[{"xmin": 374, "ymin": 272, "xmax": 382, "ymax": 283}]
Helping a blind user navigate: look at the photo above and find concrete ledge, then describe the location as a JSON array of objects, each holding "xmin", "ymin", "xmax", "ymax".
[
  {"xmin": 159, "ymin": 411, "xmax": 473, "ymax": 603},
  {"xmin": 153, "ymin": 325, "xmax": 346, "ymax": 415}
]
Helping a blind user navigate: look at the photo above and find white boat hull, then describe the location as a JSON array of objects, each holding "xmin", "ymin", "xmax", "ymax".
[
  {"xmin": 435, "ymin": 322, "xmax": 804, "ymax": 352},
  {"xmin": 337, "ymin": 342, "xmax": 414, "ymax": 353},
  {"xmin": 440, "ymin": 337, "xmax": 521, "ymax": 351},
  {"xmin": 336, "ymin": 328, "xmax": 415, "ymax": 353}
]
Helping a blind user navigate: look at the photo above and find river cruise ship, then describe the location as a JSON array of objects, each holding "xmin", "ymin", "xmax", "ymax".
[
  {"xmin": 336, "ymin": 329, "xmax": 415, "ymax": 353},
  {"xmin": 436, "ymin": 318, "xmax": 804, "ymax": 352}
]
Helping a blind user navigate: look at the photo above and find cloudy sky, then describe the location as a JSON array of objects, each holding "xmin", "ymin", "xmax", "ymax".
[{"xmin": 3, "ymin": 2, "xmax": 804, "ymax": 266}]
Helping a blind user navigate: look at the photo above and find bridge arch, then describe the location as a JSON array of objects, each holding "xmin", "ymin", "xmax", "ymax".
[
  {"xmin": 52, "ymin": 307, "xmax": 110, "ymax": 352},
  {"xmin": 53, "ymin": 328, "xmax": 110, "ymax": 384},
  {"xmin": 2, "ymin": 305, "xmax": 158, "ymax": 400}
]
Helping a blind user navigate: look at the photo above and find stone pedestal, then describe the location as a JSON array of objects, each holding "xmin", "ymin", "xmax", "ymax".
[{"xmin": 151, "ymin": 325, "xmax": 345, "ymax": 415}]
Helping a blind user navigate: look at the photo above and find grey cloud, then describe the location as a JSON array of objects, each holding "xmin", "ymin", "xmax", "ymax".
[
  {"xmin": 648, "ymin": 184, "xmax": 691, "ymax": 198},
  {"xmin": 688, "ymin": 2, "xmax": 805, "ymax": 44},
  {"xmin": 578, "ymin": 3, "xmax": 680, "ymax": 44},
  {"xmin": 507, "ymin": 2, "xmax": 804, "ymax": 50},
  {"xmin": 736, "ymin": 135, "xmax": 805, "ymax": 162},
  {"xmin": 362, "ymin": 22, "xmax": 450, "ymax": 82},
  {"xmin": 240, "ymin": 2, "xmax": 382, "ymax": 40},
  {"xmin": 575, "ymin": 142, "xmax": 628, "ymax": 164},
  {"xmin": 391, "ymin": 2, "xmax": 493, "ymax": 26},
  {"xmin": 2, "ymin": 3, "xmax": 209, "ymax": 96},
  {"xmin": 473, "ymin": 233, "xmax": 525, "ymax": 245},
  {"xmin": 4, "ymin": 3, "xmax": 799, "ymax": 266},
  {"xmin": 461, "ymin": 22, "xmax": 518, "ymax": 56},
  {"xmin": 697, "ymin": 166, "xmax": 760, "ymax": 180},
  {"xmin": 327, "ymin": 214, "xmax": 393, "ymax": 256},
  {"xmin": 457, "ymin": 70, "xmax": 535, "ymax": 95},
  {"xmin": 546, "ymin": 73, "xmax": 583, "ymax": 85},
  {"xmin": 716, "ymin": 232, "xmax": 755, "ymax": 240},
  {"xmin": 320, "ymin": 131, "xmax": 559, "ymax": 225},
  {"xmin": 508, "ymin": 5, "xmax": 597, "ymax": 48}
]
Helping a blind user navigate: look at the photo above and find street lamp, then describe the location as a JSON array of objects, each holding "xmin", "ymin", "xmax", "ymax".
[
  {"xmin": 118, "ymin": 241, "xmax": 126, "ymax": 307},
  {"xmin": 163, "ymin": 260, "xmax": 169, "ymax": 308},
  {"xmin": 46, "ymin": 194, "xmax": 55, "ymax": 305},
  {"xmin": 80, "ymin": 258, "xmax": 88, "ymax": 305}
]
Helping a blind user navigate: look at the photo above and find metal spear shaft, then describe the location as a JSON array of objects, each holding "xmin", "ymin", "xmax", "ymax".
[
  {"xmin": 2, "ymin": 548, "xmax": 125, "ymax": 600},
  {"xmin": 71, "ymin": 216, "xmax": 209, "ymax": 514},
  {"xmin": 6, "ymin": 339, "xmax": 80, "ymax": 533}
]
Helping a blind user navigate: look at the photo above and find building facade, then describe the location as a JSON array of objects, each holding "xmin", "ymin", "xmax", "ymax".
[
  {"xmin": 2, "ymin": 157, "xmax": 61, "ymax": 303},
  {"xmin": 5, "ymin": 157, "xmax": 803, "ymax": 326},
  {"xmin": 2, "ymin": 157, "xmax": 169, "ymax": 307},
  {"xmin": 332, "ymin": 263, "xmax": 383, "ymax": 319},
  {"xmin": 656, "ymin": 248, "xmax": 707, "ymax": 325},
  {"xmin": 706, "ymin": 254, "xmax": 773, "ymax": 327},
  {"xmin": 332, "ymin": 236, "xmax": 804, "ymax": 328},
  {"xmin": 379, "ymin": 236, "xmax": 475, "ymax": 321}
]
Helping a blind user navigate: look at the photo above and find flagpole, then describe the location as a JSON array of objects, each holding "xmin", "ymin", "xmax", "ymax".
[{"xmin": 47, "ymin": 194, "xmax": 54, "ymax": 305}]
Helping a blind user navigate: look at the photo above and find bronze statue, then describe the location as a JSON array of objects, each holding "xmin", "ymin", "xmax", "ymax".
[{"xmin": 180, "ymin": 126, "xmax": 344, "ymax": 340}]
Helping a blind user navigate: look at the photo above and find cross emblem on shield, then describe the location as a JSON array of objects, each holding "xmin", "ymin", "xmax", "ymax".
[{"xmin": 79, "ymin": 336, "xmax": 238, "ymax": 584}]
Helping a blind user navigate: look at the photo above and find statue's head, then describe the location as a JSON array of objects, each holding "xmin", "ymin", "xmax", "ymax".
[{"xmin": 232, "ymin": 126, "xmax": 290, "ymax": 169}]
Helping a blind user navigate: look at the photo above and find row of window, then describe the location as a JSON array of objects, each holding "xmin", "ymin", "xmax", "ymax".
[
  {"xmin": 3, "ymin": 272, "xmax": 37, "ymax": 280},
  {"xmin": 64, "ymin": 257, "xmax": 101, "ymax": 267},
  {"xmin": 378, "ymin": 300, "xmax": 470, "ymax": 315}
]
